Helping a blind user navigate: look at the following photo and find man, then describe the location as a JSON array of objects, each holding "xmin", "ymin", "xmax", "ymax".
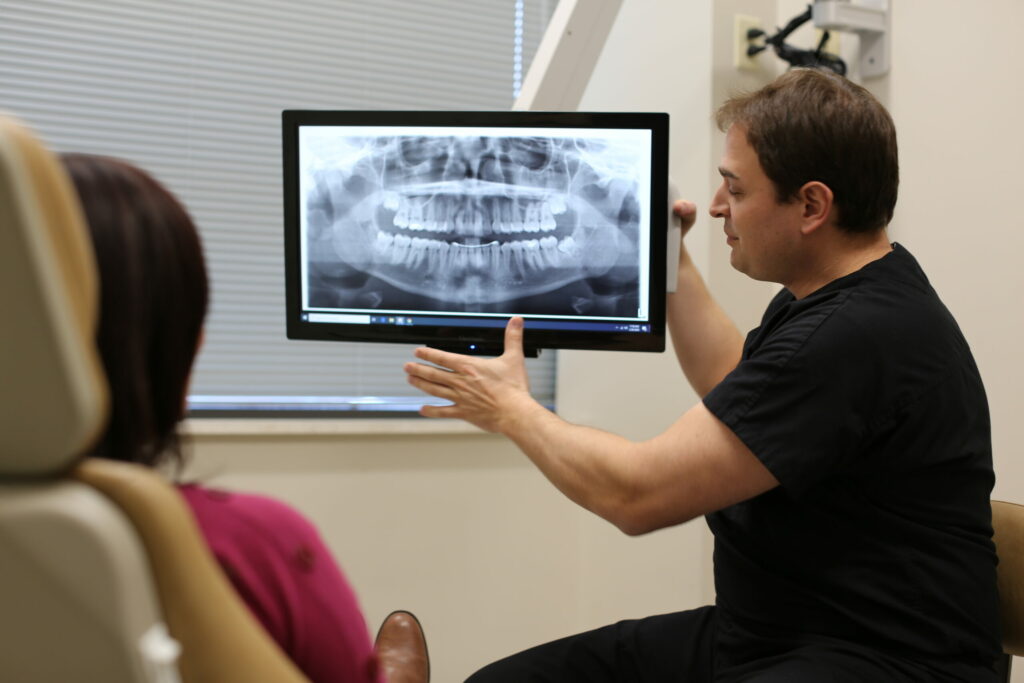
[{"xmin": 404, "ymin": 69, "xmax": 1001, "ymax": 681}]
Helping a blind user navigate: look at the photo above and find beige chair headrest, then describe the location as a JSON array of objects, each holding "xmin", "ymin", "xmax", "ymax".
[{"xmin": 0, "ymin": 115, "xmax": 108, "ymax": 476}]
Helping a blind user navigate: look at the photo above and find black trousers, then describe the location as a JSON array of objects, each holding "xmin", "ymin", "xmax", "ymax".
[
  {"xmin": 464, "ymin": 606, "xmax": 978, "ymax": 682},
  {"xmin": 465, "ymin": 607, "xmax": 716, "ymax": 683}
]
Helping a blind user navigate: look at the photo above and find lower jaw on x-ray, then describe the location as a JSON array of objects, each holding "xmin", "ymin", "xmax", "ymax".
[{"xmin": 302, "ymin": 135, "xmax": 643, "ymax": 317}]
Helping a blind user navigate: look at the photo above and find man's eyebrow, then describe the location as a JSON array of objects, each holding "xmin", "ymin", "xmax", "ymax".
[{"xmin": 718, "ymin": 167, "xmax": 739, "ymax": 180}]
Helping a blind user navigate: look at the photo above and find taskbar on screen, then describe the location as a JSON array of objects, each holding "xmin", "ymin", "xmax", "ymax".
[{"xmin": 303, "ymin": 311, "xmax": 650, "ymax": 334}]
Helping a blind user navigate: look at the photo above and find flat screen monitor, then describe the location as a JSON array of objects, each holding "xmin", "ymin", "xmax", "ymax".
[{"xmin": 283, "ymin": 110, "xmax": 669, "ymax": 356}]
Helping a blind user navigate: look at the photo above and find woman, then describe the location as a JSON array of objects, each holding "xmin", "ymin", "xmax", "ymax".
[{"xmin": 62, "ymin": 153, "xmax": 426, "ymax": 683}]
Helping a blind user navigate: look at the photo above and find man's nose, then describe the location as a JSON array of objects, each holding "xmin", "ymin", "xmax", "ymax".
[{"xmin": 709, "ymin": 184, "xmax": 729, "ymax": 218}]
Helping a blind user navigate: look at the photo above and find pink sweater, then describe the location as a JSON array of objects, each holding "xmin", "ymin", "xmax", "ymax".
[{"xmin": 178, "ymin": 484, "xmax": 382, "ymax": 683}]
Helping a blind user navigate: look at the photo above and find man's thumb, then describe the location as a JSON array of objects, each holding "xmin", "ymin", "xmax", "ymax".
[{"xmin": 504, "ymin": 316, "xmax": 525, "ymax": 357}]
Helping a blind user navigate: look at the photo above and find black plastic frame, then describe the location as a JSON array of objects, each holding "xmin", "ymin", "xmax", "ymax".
[{"xmin": 283, "ymin": 109, "xmax": 669, "ymax": 355}]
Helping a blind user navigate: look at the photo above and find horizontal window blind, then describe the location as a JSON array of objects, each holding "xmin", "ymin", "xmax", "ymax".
[{"xmin": 1, "ymin": 0, "xmax": 557, "ymax": 415}]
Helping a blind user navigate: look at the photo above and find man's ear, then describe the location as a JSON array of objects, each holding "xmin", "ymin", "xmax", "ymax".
[{"xmin": 797, "ymin": 181, "xmax": 834, "ymax": 235}]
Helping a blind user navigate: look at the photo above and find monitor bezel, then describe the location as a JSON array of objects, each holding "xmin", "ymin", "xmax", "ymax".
[{"xmin": 283, "ymin": 109, "xmax": 669, "ymax": 356}]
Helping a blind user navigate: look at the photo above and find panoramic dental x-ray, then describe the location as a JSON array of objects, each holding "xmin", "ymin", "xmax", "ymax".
[{"xmin": 299, "ymin": 127, "xmax": 649, "ymax": 317}]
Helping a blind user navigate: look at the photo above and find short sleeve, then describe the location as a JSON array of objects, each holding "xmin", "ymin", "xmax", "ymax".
[{"xmin": 703, "ymin": 290, "xmax": 877, "ymax": 497}]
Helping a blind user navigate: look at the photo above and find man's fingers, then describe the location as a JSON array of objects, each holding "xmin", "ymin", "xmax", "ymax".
[
  {"xmin": 406, "ymin": 372, "xmax": 459, "ymax": 402},
  {"xmin": 672, "ymin": 199, "xmax": 698, "ymax": 234},
  {"xmin": 404, "ymin": 361, "xmax": 456, "ymax": 385},
  {"xmin": 414, "ymin": 345, "xmax": 465, "ymax": 370},
  {"xmin": 420, "ymin": 403, "xmax": 461, "ymax": 419}
]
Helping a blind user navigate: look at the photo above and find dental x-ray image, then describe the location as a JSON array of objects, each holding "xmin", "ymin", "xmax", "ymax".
[{"xmin": 300, "ymin": 126, "xmax": 650, "ymax": 317}]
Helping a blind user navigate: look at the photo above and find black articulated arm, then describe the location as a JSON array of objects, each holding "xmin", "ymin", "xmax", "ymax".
[{"xmin": 747, "ymin": 4, "xmax": 847, "ymax": 76}]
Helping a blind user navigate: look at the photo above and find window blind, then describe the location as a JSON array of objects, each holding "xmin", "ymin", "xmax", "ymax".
[{"xmin": 1, "ymin": 0, "xmax": 557, "ymax": 415}]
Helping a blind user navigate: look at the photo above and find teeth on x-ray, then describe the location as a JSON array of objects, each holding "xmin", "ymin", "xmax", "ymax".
[
  {"xmin": 373, "ymin": 231, "xmax": 574, "ymax": 276},
  {"xmin": 305, "ymin": 134, "xmax": 641, "ymax": 306},
  {"xmin": 388, "ymin": 193, "xmax": 564, "ymax": 236}
]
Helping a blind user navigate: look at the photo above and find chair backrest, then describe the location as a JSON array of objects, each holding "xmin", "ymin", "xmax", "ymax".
[
  {"xmin": 0, "ymin": 113, "xmax": 106, "ymax": 470},
  {"xmin": 0, "ymin": 115, "xmax": 309, "ymax": 683},
  {"xmin": 0, "ymin": 111, "xmax": 168, "ymax": 682},
  {"xmin": 73, "ymin": 459, "xmax": 311, "ymax": 683},
  {"xmin": 993, "ymin": 500, "xmax": 1024, "ymax": 656}
]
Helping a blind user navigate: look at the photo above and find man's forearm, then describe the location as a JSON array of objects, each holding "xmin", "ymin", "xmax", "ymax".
[
  {"xmin": 498, "ymin": 398, "xmax": 648, "ymax": 533},
  {"xmin": 495, "ymin": 393, "xmax": 778, "ymax": 536},
  {"xmin": 668, "ymin": 245, "xmax": 744, "ymax": 397}
]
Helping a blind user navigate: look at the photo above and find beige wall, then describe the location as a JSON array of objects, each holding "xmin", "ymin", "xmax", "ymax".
[
  {"xmin": 186, "ymin": 1, "xmax": 1024, "ymax": 680},
  {"xmin": 881, "ymin": 1, "xmax": 1024, "ymax": 510},
  {"xmin": 713, "ymin": 0, "xmax": 1024, "ymax": 505},
  {"xmin": 774, "ymin": 0, "xmax": 1024, "ymax": 506},
  {"xmin": 881, "ymin": 8, "xmax": 1024, "ymax": 674},
  {"xmin": 186, "ymin": 2, "xmax": 716, "ymax": 681}
]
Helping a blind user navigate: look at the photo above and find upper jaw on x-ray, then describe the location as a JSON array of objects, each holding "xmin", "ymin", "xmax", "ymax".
[{"xmin": 303, "ymin": 134, "xmax": 643, "ymax": 314}]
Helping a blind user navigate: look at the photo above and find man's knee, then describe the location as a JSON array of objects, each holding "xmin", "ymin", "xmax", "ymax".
[{"xmin": 464, "ymin": 654, "xmax": 544, "ymax": 683}]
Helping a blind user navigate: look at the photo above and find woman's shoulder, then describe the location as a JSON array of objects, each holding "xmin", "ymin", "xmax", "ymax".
[{"xmin": 177, "ymin": 483, "xmax": 322, "ymax": 548}]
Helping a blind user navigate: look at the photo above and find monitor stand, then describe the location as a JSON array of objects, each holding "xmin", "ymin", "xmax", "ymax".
[{"xmin": 431, "ymin": 343, "xmax": 541, "ymax": 358}]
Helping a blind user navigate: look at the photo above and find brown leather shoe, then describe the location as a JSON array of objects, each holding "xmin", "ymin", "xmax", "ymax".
[{"xmin": 374, "ymin": 610, "xmax": 430, "ymax": 683}]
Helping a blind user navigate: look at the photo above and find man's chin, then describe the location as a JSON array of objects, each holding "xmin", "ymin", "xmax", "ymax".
[{"xmin": 728, "ymin": 248, "xmax": 744, "ymax": 273}]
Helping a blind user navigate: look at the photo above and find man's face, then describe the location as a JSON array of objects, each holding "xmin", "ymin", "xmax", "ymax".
[{"xmin": 709, "ymin": 124, "xmax": 804, "ymax": 283}]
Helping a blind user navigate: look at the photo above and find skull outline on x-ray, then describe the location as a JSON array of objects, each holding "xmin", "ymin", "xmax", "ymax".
[{"xmin": 302, "ymin": 131, "xmax": 644, "ymax": 313}]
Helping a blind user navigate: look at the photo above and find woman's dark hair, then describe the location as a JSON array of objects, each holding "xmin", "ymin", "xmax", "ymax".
[
  {"xmin": 62, "ymin": 153, "xmax": 208, "ymax": 470},
  {"xmin": 716, "ymin": 68, "xmax": 899, "ymax": 233}
]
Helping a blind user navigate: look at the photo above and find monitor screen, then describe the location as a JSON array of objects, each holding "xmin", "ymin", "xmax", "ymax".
[{"xmin": 283, "ymin": 110, "xmax": 669, "ymax": 356}]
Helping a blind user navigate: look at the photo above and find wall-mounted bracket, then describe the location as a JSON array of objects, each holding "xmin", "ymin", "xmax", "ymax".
[
  {"xmin": 512, "ymin": 0, "xmax": 623, "ymax": 111},
  {"xmin": 812, "ymin": 0, "xmax": 890, "ymax": 78}
]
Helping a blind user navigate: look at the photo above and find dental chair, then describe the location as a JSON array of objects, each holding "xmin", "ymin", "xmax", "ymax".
[
  {"xmin": 993, "ymin": 499, "xmax": 1024, "ymax": 682},
  {"xmin": 0, "ymin": 114, "xmax": 309, "ymax": 682}
]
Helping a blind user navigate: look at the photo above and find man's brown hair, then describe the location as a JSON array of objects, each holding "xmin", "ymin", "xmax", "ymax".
[{"xmin": 716, "ymin": 68, "xmax": 898, "ymax": 233}]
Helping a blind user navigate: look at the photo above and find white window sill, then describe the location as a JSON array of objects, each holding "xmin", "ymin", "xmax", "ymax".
[{"xmin": 182, "ymin": 417, "xmax": 488, "ymax": 437}]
